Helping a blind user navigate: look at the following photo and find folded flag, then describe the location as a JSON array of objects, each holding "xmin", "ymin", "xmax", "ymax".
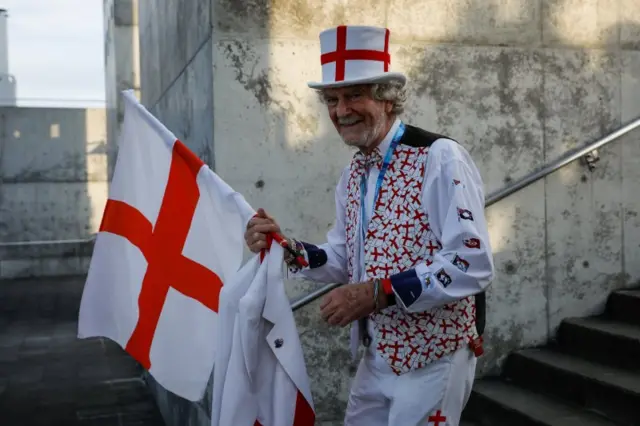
[{"xmin": 211, "ymin": 241, "xmax": 315, "ymax": 426}]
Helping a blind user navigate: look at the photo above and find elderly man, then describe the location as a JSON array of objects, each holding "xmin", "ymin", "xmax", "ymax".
[{"xmin": 245, "ymin": 25, "xmax": 495, "ymax": 426}]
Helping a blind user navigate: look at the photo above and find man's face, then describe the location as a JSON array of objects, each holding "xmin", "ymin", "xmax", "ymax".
[{"xmin": 322, "ymin": 84, "xmax": 393, "ymax": 150}]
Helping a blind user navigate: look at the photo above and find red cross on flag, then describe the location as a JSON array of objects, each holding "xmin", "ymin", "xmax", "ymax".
[{"xmin": 77, "ymin": 90, "xmax": 255, "ymax": 401}]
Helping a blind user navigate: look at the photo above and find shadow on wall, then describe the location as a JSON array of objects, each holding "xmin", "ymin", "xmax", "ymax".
[
  {"xmin": 210, "ymin": 0, "xmax": 640, "ymax": 417},
  {"xmin": 0, "ymin": 107, "xmax": 107, "ymax": 243},
  {"xmin": 393, "ymin": 1, "xmax": 640, "ymax": 376},
  {"xmin": 215, "ymin": 41, "xmax": 357, "ymax": 422},
  {"xmin": 271, "ymin": 87, "xmax": 358, "ymax": 424},
  {"xmin": 133, "ymin": 1, "xmax": 640, "ymax": 423},
  {"xmin": 105, "ymin": 0, "xmax": 142, "ymax": 184}
]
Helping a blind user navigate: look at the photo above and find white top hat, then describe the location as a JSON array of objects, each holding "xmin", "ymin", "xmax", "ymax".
[{"xmin": 307, "ymin": 25, "xmax": 406, "ymax": 89}]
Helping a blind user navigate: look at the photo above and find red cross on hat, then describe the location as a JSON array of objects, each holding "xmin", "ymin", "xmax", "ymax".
[{"xmin": 307, "ymin": 25, "xmax": 407, "ymax": 89}]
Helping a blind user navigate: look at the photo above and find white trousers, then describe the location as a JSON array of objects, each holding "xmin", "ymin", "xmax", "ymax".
[{"xmin": 343, "ymin": 345, "xmax": 476, "ymax": 426}]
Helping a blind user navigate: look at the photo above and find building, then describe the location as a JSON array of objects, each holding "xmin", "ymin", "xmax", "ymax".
[
  {"xmin": 0, "ymin": 7, "xmax": 107, "ymax": 279},
  {"xmin": 0, "ymin": 8, "xmax": 16, "ymax": 107}
]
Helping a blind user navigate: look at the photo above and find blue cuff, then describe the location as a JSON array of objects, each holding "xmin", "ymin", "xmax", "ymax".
[
  {"xmin": 389, "ymin": 269, "xmax": 423, "ymax": 308},
  {"xmin": 300, "ymin": 242, "xmax": 328, "ymax": 269}
]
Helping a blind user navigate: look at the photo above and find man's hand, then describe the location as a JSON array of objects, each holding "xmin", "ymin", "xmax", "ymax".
[
  {"xmin": 244, "ymin": 208, "xmax": 282, "ymax": 253},
  {"xmin": 320, "ymin": 282, "xmax": 377, "ymax": 327}
]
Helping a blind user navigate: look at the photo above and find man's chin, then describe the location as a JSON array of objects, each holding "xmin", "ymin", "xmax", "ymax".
[
  {"xmin": 340, "ymin": 133, "xmax": 367, "ymax": 147},
  {"xmin": 342, "ymin": 138, "xmax": 367, "ymax": 149}
]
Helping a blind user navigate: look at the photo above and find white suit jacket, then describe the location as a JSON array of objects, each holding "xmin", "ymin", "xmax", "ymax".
[{"xmin": 210, "ymin": 243, "xmax": 315, "ymax": 426}]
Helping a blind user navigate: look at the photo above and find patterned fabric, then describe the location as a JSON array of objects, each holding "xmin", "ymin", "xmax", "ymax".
[
  {"xmin": 352, "ymin": 147, "xmax": 384, "ymax": 177},
  {"xmin": 344, "ymin": 144, "xmax": 479, "ymax": 375}
]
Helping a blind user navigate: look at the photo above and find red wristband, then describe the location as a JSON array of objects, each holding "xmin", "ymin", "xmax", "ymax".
[{"xmin": 381, "ymin": 278, "xmax": 393, "ymax": 295}]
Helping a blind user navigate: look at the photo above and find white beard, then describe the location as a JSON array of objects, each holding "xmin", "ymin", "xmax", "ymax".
[{"xmin": 340, "ymin": 110, "xmax": 388, "ymax": 151}]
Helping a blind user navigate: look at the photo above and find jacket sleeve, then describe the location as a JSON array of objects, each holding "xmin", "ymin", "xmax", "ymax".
[
  {"xmin": 289, "ymin": 167, "xmax": 350, "ymax": 284},
  {"xmin": 384, "ymin": 140, "xmax": 495, "ymax": 312}
]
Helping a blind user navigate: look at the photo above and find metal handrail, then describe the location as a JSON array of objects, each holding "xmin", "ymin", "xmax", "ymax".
[
  {"xmin": 290, "ymin": 117, "xmax": 640, "ymax": 311},
  {"xmin": 0, "ymin": 237, "xmax": 95, "ymax": 247},
  {"xmin": 3, "ymin": 117, "xmax": 640, "ymax": 311},
  {"xmin": 485, "ymin": 118, "xmax": 640, "ymax": 206}
]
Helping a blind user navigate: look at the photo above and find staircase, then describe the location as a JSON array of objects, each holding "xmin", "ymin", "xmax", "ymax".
[
  {"xmin": 463, "ymin": 288, "xmax": 640, "ymax": 426},
  {"xmin": 0, "ymin": 275, "xmax": 165, "ymax": 425}
]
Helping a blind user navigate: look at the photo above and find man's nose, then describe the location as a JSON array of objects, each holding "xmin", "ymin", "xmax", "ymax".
[{"xmin": 335, "ymin": 99, "xmax": 351, "ymax": 117}]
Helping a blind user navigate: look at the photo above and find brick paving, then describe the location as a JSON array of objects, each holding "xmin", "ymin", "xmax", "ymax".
[{"xmin": 0, "ymin": 275, "xmax": 165, "ymax": 426}]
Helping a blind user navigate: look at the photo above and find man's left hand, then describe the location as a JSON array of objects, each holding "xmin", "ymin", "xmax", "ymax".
[{"xmin": 320, "ymin": 282, "xmax": 375, "ymax": 327}]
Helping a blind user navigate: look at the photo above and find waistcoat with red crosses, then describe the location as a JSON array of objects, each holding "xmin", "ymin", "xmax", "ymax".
[{"xmin": 344, "ymin": 124, "xmax": 483, "ymax": 375}]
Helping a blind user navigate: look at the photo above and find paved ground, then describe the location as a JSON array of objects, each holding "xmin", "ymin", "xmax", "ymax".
[{"xmin": 0, "ymin": 275, "xmax": 165, "ymax": 426}]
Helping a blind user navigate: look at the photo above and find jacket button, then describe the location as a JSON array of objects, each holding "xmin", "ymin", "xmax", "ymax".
[{"xmin": 274, "ymin": 338, "xmax": 284, "ymax": 348}]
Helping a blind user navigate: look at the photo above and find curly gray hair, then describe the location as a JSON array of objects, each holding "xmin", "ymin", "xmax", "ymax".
[
  {"xmin": 316, "ymin": 80, "xmax": 408, "ymax": 116},
  {"xmin": 371, "ymin": 80, "xmax": 407, "ymax": 115}
]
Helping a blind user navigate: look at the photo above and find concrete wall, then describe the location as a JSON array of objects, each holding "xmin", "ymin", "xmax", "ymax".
[
  {"xmin": 137, "ymin": 0, "xmax": 214, "ymax": 165},
  {"xmin": 103, "ymin": 0, "xmax": 140, "ymax": 179},
  {"xmin": 0, "ymin": 106, "xmax": 107, "ymax": 277},
  {"xmin": 0, "ymin": 74, "xmax": 17, "ymax": 107},
  {"xmin": 136, "ymin": 0, "xmax": 640, "ymax": 424},
  {"xmin": 135, "ymin": 1, "xmax": 216, "ymax": 424}
]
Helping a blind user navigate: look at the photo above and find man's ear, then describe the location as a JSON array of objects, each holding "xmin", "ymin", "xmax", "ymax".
[{"xmin": 385, "ymin": 101, "xmax": 394, "ymax": 114}]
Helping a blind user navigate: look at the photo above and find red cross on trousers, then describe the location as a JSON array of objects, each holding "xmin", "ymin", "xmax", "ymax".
[
  {"xmin": 428, "ymin": 410, "xmax": 447, "ymax": 426},
  {"xmin": 321, "ymin": 25, "xmax": 390, "ymax": 82}
]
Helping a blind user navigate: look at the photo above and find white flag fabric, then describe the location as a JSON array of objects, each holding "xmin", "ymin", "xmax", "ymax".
[
  {"xmin": 211, "ymin": 242, "xmax": 315, "ymax": 426},
  {"xmin": 77, "ymin": 89, "xmax": 254, "ymax": 401}
]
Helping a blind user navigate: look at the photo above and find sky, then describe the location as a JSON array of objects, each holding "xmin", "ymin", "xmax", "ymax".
[{"xmin": 3, "ymin": 0, "xmax": 105, "ymax": 108}]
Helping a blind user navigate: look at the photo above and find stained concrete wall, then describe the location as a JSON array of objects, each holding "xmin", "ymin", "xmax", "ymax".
[
  {"xmin": 0, "ymin": 106, "xmax": 107, "ymax": 277},
  {"xmin": 137, "ymin": 0, "xmax": 214, "ymax": 166},
  {"xmin": 135, "ymin": 0, "xmax": 640, "ymax": 424},
  {"xmin": 103, "ymin": 0, "xmax": 140, "ymax": 179},
  {"xmin": 135, "ymin": 1, "xmax": 215, "ymax": 424}
]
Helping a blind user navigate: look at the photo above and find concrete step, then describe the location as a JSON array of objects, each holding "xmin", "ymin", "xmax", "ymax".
[
  {"xmin": 557, "ymin": 317, "xmax": 640, "ymax": 371},
  {"xmin": 607, "ymin": 289, "xmax": 640, "ymax": 326},
  {"xmin": 0, "ymin": 239, "xmax": 94, "ymax": 279},
  {"xmin": 0, "ymin": 275, "xmax": 85, "ymax": 322},
  {"xmin": 0, "ymin": 275, "xmax": 164, "ymax": 425},
  {"xmin": 503, "ymin": 348, "xmax": 640, "ymax": 425},
  {"xmin": 466, "ymin": 379, "xmax": 618, "ymax": 426}
]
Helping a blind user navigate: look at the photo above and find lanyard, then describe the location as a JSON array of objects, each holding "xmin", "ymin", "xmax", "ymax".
[{"xmin": 360, "ymin": 122, "xmax": 406, "ymax": 244}]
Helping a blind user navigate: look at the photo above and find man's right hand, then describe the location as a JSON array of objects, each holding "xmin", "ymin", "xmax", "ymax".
[{"xmin": 244, "ymin": 208, "xmax": 283, "ymax": 253}]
